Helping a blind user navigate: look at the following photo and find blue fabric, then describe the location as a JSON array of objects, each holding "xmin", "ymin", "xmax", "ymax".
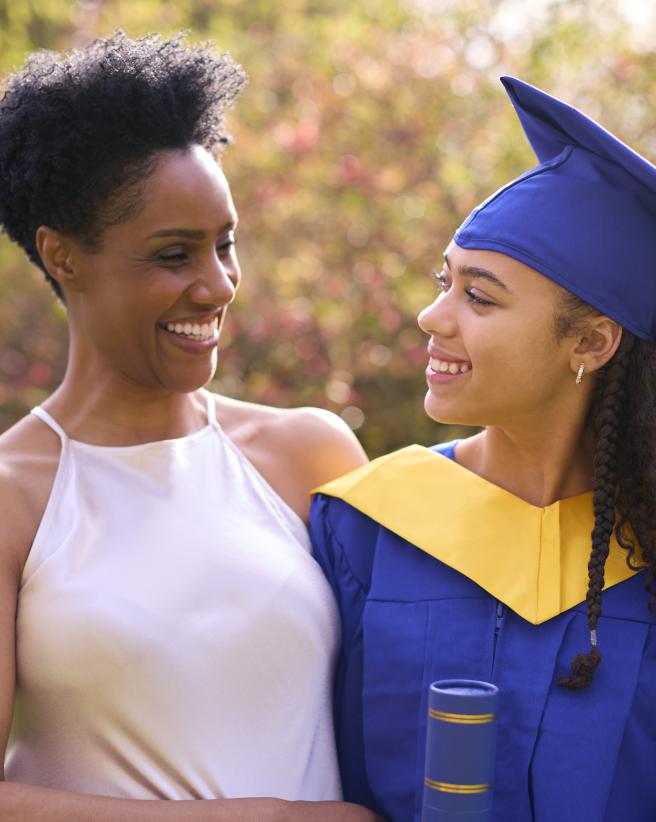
[
  {"xmin": 455, "ymin": 77, "xmax": 656, "ymax": 342},
  {"xmin": 310, "ymin": 442, "xmax": 656, "ymax": 822},
  {"xmin": 429, "ymin": 440, "xmax": 457, "ymax": 461}
]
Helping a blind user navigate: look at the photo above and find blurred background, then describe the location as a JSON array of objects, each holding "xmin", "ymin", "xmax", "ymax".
[{"xmin": 1, "ymin": 0, "xmax": 655, "ymax": 456}]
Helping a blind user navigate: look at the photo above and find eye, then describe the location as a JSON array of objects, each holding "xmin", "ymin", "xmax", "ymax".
[
  {"xmin": 433, "ymin": 270, "xmax": 449, "ymax": 292},
  {"xmin": 217, "ymin": 230, "xmax": 236, "ymax": 255},
  {"xmin": 465, "ymin": 288, "xmax": 494, "ymax": 307},
  {"xmin": 156, "ymin": 247, "xmax": 189, "ymax": 265}
]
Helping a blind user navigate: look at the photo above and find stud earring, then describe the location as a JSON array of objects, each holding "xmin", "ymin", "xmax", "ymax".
[{"xmin": 575, "ymin": 362, "xmax": 585, "ymax": 385}]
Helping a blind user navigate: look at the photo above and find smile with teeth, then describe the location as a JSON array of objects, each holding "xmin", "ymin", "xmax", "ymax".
[
  {"xmin": 430, "ymin": 358, "xmax": 471, "ymax": 375},
  {"xmin": 165, "ymin": 318, "xmax": 218, "ymax": 341}
]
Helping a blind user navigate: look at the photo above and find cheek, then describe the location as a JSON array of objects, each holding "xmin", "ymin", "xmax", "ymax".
[
  {"xmin": 476, "ymin": 328, "xmax": 563, "ymax": 400},
  {"xmin": 466, "ymin": 323, "xmax": 513, "ymax": 374},
  {"xmin": 468, "ymin": 316, "xmax": 546, "ymax": 372},
  {"xmin": 83, "ymin": 280, "xmax": 158, "ymax": 346}
]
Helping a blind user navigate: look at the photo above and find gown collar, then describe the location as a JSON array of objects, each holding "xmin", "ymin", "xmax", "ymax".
[{"xmin": 313, "ymin": 445, "xmax": 639, "ymax": 625}]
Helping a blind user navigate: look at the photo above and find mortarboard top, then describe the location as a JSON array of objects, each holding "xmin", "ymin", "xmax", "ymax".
[{"xmin": 454, "ymin": 76, "xmax": 656, "ymax": 342}]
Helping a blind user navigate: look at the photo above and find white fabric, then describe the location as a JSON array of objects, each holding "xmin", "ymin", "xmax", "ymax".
[{"xmin": 6, "ymin": 394, "xmax": 341, "ymax": 801}]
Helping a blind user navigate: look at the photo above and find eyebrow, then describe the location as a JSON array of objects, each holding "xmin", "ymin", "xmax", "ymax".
[
  {"xmin": 147, "ymin": 221, "xmax": 236, "ymax": 240},
  {"xmin": 443, "ymin": 253, "xmax": 511, "ymax": 293}
]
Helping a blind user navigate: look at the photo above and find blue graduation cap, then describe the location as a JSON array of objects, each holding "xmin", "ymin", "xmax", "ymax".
[{"xmin": 455, "ymin": 76, "xmax": 656, "ymax": 342}]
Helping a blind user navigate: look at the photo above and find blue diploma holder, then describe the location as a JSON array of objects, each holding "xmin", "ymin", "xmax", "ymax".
[{"xmin": 422, "ymin": 680, "xmax": 499, "ymax": 822}]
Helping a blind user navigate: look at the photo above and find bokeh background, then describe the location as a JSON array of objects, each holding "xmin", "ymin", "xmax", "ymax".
[{"xmin": 1, "ymin": 0, "xmax": 655, "ymax": 455}]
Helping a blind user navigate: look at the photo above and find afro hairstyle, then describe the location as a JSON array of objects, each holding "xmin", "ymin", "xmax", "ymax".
[{"xmin": 0, "ymin": 31, "xmax": 247, "ymax": 299}]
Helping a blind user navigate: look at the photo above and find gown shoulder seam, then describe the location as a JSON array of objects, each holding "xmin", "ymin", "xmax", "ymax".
[{"xmin": 320, "ymin": 497, "xmax": 370, "ymax": 594}]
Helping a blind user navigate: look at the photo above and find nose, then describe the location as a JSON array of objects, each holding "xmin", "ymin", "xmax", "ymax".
[
  {"xmin": 417, "ymin": 291, "xmax": 458, "ymax": 338},
  {"xmin": 189, "ymin": 249, "xmax": 240, "ymax": 307}
]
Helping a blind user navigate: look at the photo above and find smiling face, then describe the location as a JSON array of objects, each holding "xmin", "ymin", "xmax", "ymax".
[
  {"xmin": 62, "ymin": 145, "xmax": 240, "ymax": 395},
  {"xmin": 417, "ymin": 241, "xmax": 577, "ymax": 429}
]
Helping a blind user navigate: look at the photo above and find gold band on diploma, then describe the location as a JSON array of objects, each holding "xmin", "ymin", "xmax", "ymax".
[
  {"xmin": 424, "ymin": 777, "xmax": 491, "ymax": 794},
  {"xmin": 428, "ymin": 708, "xmax": 496, "ymax": 724}
]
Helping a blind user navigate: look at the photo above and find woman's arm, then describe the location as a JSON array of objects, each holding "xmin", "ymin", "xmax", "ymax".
[{"xmin": 0, "ymin": 784, "xmax": 381, "ymax": 822}]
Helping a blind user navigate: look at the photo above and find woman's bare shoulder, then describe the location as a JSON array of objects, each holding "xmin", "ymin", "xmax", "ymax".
[
  {"xmin": 0, "ymin": 414, "xmax": 62, "ymax": 571},
  {"xmin": 215, "ymin": 394, "xmax": 367, "ymax": 480},
  {"xmin": 213, "ymin": 394, "xmax": 368, "ymax": 520}
]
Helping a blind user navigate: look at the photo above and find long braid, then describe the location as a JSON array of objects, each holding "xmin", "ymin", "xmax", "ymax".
[
  {"xmin": 614, "ymin": 338, "xmax": 656, "ymax": 616},
  {"xmin": 559, "ymin": 332, "xmax": 635, "ymax": 689}
]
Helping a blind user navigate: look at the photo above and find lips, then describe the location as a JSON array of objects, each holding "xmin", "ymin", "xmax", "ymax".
[
  {"xmin": 158, "ymin": 312, "xmax": 222, "ymax": 352},
  {"xmin": 424, "ymin": 341, "xmax": 472, "ymax": 385},
  {"xmin": 429, "ymin": 357, "xmax": 471, "ymax": 375},
  {"xmin": 164, "ymin": 317, "xmax": 219, "ymax": 341},
  {"xmin": 427, "ymin": 344, "xmax": 471, "ymax": 371}
]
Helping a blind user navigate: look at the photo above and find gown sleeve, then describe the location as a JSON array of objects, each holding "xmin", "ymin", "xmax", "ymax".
[{"xmin": 309, "ymin": 493, "xmax": 381, "ymax": 813}]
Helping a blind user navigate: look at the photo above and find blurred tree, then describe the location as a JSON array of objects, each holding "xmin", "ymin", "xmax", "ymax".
[{"xmin": 1, "ymin": 0, "xmax": 655, "ymax": 455}]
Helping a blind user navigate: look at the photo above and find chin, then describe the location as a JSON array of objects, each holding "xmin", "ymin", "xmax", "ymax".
[
  {"xmin": 170, "ymin": 349, "xmax": 218, "ymax": 394},
  {"xmin": 423, "ymin": 392, "xmax": 480, "ymax": 427},
  {"xmin": 424, "ymin": 394, "xmax": 454, "ymax": 425},
  {"xmin": 164, "ymin": 363, "xmax": 218, "ymax": 395}
]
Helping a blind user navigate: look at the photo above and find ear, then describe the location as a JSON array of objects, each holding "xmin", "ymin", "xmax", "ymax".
[
  {"xmin": 35, "ymin": 226, "xmax": 84, "ymax": 294},
  {"xmin": 569, "ymin": 315, "xmax": 623, "ymax": 377}
]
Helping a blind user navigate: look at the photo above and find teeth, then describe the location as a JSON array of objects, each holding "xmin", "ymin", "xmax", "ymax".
[
  {"xmin": 165, "ymin": 319, "xmax": 218, "ymax": 341},
  {"xmin": 430, "ymin": 358, "xmax": 471, "ymax": 374}
]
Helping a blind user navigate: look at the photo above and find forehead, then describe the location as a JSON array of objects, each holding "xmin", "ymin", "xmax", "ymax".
[
  {"xmin": 134, "ymin": 145, "xmax": 237, "ymax": 231},
  {"xmin": 445, "ymin": 241, "xmax": 562, "ymax": 299}
]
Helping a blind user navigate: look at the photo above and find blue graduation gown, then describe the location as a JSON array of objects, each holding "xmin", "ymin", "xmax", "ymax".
[{"xmin": 310, "ymin": 442, "xmax": 656, "ymax": 822}]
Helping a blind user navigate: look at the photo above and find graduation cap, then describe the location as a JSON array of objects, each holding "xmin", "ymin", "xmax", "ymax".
[{"xmin": 454, "ymin": 76, "xmax": 656, "ymax": 343}]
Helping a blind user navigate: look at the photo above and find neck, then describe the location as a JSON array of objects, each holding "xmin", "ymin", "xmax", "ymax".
[
  {"xmin": 456, "ymin": 417, "xmax": 594, "ymax": 507},
  {"xmin": 44, "ymin": 369, "xmax": 209, "ymax": 446}
]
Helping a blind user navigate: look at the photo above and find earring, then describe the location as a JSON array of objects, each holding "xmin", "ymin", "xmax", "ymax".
[{"xmin": 575, "ymin": 362, "xmax": 585, "ymax": 385}]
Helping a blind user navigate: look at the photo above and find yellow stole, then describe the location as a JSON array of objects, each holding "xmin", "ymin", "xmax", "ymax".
[{"xmin": 313, "ymin": 445, "xmax": 639, "ymax": 625}]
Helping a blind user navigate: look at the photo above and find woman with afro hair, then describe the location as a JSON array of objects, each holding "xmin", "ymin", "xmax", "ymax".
[{"xmin": 0, "ymin": 32, "xmax": 379, "ymax": 822}]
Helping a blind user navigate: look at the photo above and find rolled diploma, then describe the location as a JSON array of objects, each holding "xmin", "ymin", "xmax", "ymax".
[{"xmin": 421, "ymin": 679, "xmax": 499, "ymax": 822}]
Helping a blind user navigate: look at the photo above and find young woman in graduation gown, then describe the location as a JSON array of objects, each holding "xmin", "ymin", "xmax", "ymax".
[
  {"xmin": 0, "ymin": 33, "xmax": 383, "ymax": 822},
  {"xmin": 311, "ymin": 77, "xmax": 656, "ymax": 822}
]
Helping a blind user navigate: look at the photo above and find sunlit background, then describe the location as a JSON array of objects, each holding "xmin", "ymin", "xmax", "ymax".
[{"xmin": 1, "ymin": 0, "xmax": 655, "ymax": 455}]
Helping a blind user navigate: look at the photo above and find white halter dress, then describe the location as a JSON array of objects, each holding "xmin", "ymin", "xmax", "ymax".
[{"xmin": 5, "ymin": 394, "xmax": 341, "ymax": 801}]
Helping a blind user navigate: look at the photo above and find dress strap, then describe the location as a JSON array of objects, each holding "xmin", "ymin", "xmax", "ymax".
[
  {"xmin": 204, "ymin": 390, "xmax": 218, "ymax": 427},
  {"xmin": 31, "ymin": 407, "xmax": 68, "ymax": 442}
]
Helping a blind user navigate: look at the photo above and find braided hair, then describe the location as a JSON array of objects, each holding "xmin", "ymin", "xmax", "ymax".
[{"xmin": 555, "ymin": 293, "xmax": 656, "ymax": 689}]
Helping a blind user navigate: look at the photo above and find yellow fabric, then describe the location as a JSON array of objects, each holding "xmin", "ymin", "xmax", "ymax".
[{"xmin": 313, "ymin": 445, "xmax": 639, "ymax": 625}]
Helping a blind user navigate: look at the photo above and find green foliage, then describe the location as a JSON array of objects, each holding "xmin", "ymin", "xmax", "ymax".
[{"xmin": 1, "ymin": 0, "xmax": 655, "ymax": 454}]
